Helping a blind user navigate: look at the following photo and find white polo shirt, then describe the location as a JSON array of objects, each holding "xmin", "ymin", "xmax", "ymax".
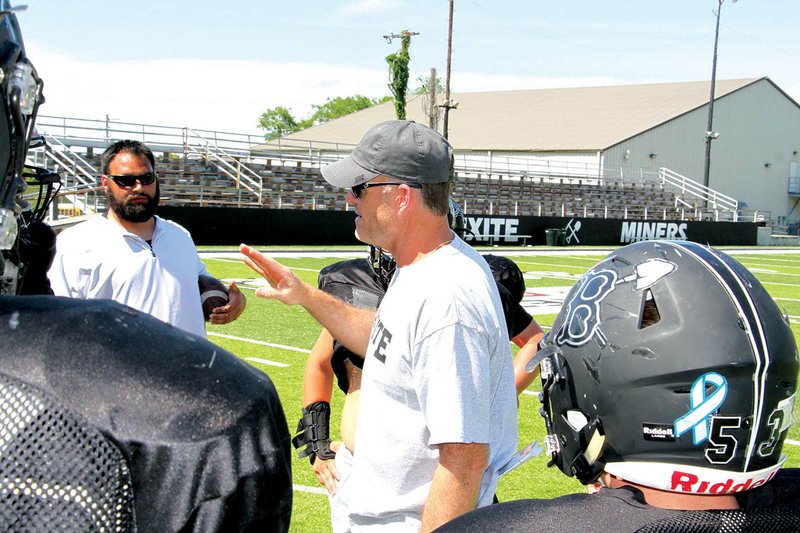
[{"xmin": 48, "ymin": 215, "xmax": 208, "ymax": 337}]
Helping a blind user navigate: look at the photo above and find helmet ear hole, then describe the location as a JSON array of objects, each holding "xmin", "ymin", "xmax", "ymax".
[
  {"xmin": 639, "ymin": 289, "xmax": 661, "ymax": 329},
  {"xmin": 565, "ymin": 409, "xmax": 589, "ymax": 431}
]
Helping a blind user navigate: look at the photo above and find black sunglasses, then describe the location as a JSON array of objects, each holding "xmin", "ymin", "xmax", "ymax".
[
  {"xmin": 106, "ymin": 172, "xmax": 157, "ymax": 188},
  {"xmin": 351, "ymin": 181, "xmax": 422, "ymax": 198}
]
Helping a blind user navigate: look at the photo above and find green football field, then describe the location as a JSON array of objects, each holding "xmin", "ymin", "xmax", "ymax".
[{"xmin": 199, "ymin": 246, "xmax": 800, "ymax": 533}]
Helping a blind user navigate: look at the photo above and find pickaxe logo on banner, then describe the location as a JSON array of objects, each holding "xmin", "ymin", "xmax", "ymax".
[{"xmin": 564, "ymin": 218, "xmax": 582, "ymax": 244}]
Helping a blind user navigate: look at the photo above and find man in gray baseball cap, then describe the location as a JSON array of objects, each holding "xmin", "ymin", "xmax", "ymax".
[{"xmin": 240, "ymin": 119, "xmax": 517, "ymax": 531}]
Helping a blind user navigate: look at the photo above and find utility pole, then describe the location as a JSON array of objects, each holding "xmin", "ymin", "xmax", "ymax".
[
  {"xmin": 703, "ymin": 0, "xmax": 736, "ymax": 190},
  {"xmin": 428, "ymin": 67, "xmax": 438, "ymax": 129},
  {"xmin": 442, "ymin": 0, "xmax": 455, "ymax": 139},
  {"xmin": 384, "ymin": 30, "xmax": 418, "ymax": 120},
  {"xmin": 383, "ymin": 30, "xmax": 418, "ymax": 44}
]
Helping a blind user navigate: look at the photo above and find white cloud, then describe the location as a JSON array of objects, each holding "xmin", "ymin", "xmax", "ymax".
[
  {"xmin": 27, "ymin": 44, "xmax": 391, "ymax": 135},
  {"xmin": 340, "ymin": 0, "xmax": 405, "ymax": 14},
  {"xmin": 28, "ymin": 43, "xmax": 800, "ymax": 140}
]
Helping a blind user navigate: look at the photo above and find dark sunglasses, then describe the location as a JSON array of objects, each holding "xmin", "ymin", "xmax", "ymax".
[
  {"xmin": 351, "ymin": 181, "xmax": 422, "ymax": 198},
  {"xmin": 106, "ymin": 172, "xmax": 157, "ymax": 188}
]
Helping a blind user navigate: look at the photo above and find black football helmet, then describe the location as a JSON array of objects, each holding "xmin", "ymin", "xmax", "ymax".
[
  {"xmin": 536, "ymin": 240, "xmax": 799, "ymax": 494},
  {"xmin": 483, "ymin": 254, "xmax": 526, "ymax": 304},
  {"xmin": 368, "ymin": 245, "xmax": 395, "ymax": 288},
  {"xmin": 0, "ymin": 1, "xmax": 55, "ymax": 295},
  {"xmin": 447, "ymin": 198, "xmax": 468, "ymax": 239}
]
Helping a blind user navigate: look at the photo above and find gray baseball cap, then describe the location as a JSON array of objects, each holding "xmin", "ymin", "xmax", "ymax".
[{"xmin": 321, "ymin": 120, "xmax": 454, "ymax": 188}]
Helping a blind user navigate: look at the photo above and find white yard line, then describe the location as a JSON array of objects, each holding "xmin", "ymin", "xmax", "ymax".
[
  {"xmin": 737, "ymin": 256, "xmax": 800, "ymax": 263},
  {"xmin": 514, "ymin": 259, "xmax": 596, "ymax": 270},
  {"xmin": 748, "ymin": 268, "xmax": 800, "ymax": 277},
  {"xmin": 293, "ymin": 484, "xmax": 327, "ymax": 495},
  {"xmin": 208, "ymin": 332, "xmax": 310, "ymax": 354},
  {"xmin": 761, "ymin": 281, "xmax": 800, "ymax": 288},
  {"xmin": 245, "ymin": 357, "xmax": 290, "ymax": 368},
  {"xmin": 738, "ymin": 261, "xmax": 800, "ymax": 270},
  {"xmin": 203, "ymin": 257, "xmax": 242, "ymax": 263}
]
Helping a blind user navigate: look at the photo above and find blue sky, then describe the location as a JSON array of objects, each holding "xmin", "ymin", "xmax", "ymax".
[{"xmin": 19, "ymin": 0, "xmax": 800, "ymax": 136}]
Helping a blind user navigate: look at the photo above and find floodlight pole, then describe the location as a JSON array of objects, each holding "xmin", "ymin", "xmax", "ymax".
[
  {"xmin": 442, "ymin": 0, "xmax": 454, "ymax": 140},
  {"xmin": 703, "ymin": 0, "xmax": 736, "ymax": 190}
]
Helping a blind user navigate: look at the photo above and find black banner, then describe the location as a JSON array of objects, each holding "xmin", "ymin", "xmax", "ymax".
[
  {"xmin": 462, "ymin": 215, "xmax": 757, "ymax": 246},
  {"xmin": 158, "ymin": 207, "xmax": 758, "ymax": 247}
]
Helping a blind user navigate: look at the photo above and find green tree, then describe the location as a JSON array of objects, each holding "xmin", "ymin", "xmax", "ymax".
[
  {"xmin": 412, "ymin": 74, "xmax": 444, "ymax": 96},
  {"xmin": 385, "ymin": 32, "xmax": 412, "ymax": 119},
  {"xmin": 303, "ymin": 95, "xmax": 390, "ymax": 128},
  {"xmin": 257, "ymin": 106, "xmax": 298, "ymax": 140},
  {"xmin": 258, "ymin": 95, "xmax": 390, "ymax": 140}
]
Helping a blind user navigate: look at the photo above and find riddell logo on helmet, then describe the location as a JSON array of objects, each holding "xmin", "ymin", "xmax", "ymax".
[{"xmin": 670, "ymin": 469, "xmax": 778, "ymax": 494}]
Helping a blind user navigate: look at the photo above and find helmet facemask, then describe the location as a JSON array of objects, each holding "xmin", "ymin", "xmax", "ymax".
[
  {"xmin": 447, "ymin": 199, "xmax": 469, "ymax": 239},
  {"xmin": 539, "ymin": 345, "xmax": 607, "ymax": 485},
  {"xmin": 368, "ymin": 245, "xmax": 395, "ymax": 288}
]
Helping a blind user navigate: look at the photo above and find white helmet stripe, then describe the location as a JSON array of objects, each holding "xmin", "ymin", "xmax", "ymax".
[{"xmin": 664, "ymin": 241, "xmax": 770, "ymax": 472}]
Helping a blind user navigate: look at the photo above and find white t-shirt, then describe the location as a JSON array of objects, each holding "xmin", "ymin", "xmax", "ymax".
[
  {"xmin": 347, "ymin": 236, "xmax": 518, "ymax": 530},
  {"xmin": 48, "ymin": 215, "xmax": 208, "ymax": 337}
]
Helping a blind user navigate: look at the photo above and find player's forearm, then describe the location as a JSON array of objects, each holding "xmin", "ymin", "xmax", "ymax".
[
  {"xmin": 512, "ymin": 320, "xmax": 545, "ymax": 395},
  {"xmin": 513, "ymin": 340, "xmax": 542, "ymax": 395},
  {"xmin": 303, "ymin": 330, "xmax": 336, "ymax": 405},
  {"xmin": 302, "ymin": 366, "xmax": 335, "ymax": 405}
]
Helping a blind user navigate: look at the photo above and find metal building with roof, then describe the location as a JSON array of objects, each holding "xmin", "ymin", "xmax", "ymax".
[{"xmin": 282, "ymin": 77, "xmax": 800, "ymax": 224}]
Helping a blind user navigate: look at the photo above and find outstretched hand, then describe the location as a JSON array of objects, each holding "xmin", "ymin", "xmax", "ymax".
[{"xmin": 240, "ymin": 243, "xmax": 308, "ymax": 306}]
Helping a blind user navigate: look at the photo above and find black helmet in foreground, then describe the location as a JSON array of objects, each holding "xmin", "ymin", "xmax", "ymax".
[
  {"xmin": 0, "ymin": 1, "xmax": 59, "ymax": 295},
  {"xmin": 536, "ymin": 240, "xmax": 798, "ymax": 494},
  {"xmin": 447, "ymin": 198, "xmax": 468, "ymax": 239}
]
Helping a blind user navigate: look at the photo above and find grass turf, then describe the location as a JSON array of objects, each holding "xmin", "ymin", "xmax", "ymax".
[{"xmin": 201, "ymin": 247, "xmax": 800, "ymax": 533}]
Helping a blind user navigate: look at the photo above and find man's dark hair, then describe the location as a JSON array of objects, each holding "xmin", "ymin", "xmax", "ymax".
[
  {"xmin": 101, "ymin": 140, "xmax": 156, "ymax": 175},
  {"xmin": 420, "ymin": 181, "xmax": 452, "ymax": 216}
]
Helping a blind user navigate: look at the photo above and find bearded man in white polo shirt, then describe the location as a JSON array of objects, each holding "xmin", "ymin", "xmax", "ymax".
[{"xmin": 48, "ymin": 140, "xmax": 245, "ymax": 337}]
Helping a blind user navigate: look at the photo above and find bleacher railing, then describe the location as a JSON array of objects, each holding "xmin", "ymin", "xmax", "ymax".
[
  {"xmin": 181, "ymin": 128, "xmax": 264, "ymax": 204},
  {"xmin": 36, "ymin": 115, "xmax": 259, "ymax": 155},
  {"xmin": 659, "ymin": 167, "xmax": 739, "ymax": 221},
  {"xmin": 31, "ymin": 115, "xmax": 758, "ymax": 223}
]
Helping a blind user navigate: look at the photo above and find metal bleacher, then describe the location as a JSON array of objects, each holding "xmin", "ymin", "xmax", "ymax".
[{"xmin": 29, "ymin": 115, "xmax": 758, "ymax": 224}]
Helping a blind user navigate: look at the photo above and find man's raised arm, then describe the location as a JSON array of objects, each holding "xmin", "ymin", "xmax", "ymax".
[{"xmin": 240, "ymin": 244, "xmax": 375, "ymax": 356}]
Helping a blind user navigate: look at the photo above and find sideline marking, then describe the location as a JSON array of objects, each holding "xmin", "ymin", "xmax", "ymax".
[
  {"xmin": 786, "ymin": 439, "xmax": 800, "ymax": 447},
  {"xmin": 208, "ymin": 332, "xmax": 310, "ymax": 354}
]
